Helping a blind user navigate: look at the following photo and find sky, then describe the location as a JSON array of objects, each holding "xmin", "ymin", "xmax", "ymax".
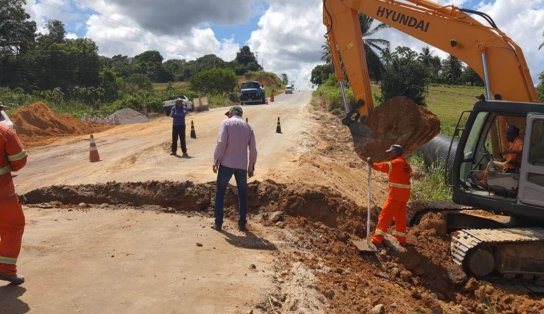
[{"xmin": 24, "ymin": 0, "xmax": 544, "ymax": 90}]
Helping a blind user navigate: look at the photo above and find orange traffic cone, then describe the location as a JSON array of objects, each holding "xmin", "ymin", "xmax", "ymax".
[
  {"xmin": 89, "ymin": 134, "xmax": 100, "ymax": 162},
  {"xmin": 270, "ymin": 90, "xmax": 275, "ymax": 102},
  {"xmin": 276, "ymin": 117, "xmax": 282, "ymax": 134},
  {"xmin": 190, "ymin": 120, "xmax": 196, "ymax": 139}
]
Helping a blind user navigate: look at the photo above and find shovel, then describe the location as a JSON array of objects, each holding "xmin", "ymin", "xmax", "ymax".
[{"xmin": 352, "ymin": 163, "xmax": 377, "ymax": 253}]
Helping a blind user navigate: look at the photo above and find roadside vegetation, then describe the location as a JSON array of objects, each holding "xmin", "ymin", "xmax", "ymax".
[{"xmin": 0, "ymin": 1, "xmax": 287, "ymax": 118}]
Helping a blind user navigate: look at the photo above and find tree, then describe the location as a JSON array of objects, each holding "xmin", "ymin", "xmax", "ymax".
[
  {"xmin": 461, "ymin": 66, "xmax": 483, "ymax": 86},
  {"xmin": 380, "ymin": 46, "xmax": 429, "ymax": 105},
  {"xmin": 0, "ymin": 0, "xmax": 36, "ymax": 57},
  {"xmin": 281, "ymin": 73, "xmax": 288, "ymax": 85},
  {"xmin": 190, "ymin": 68, "xmax": 237, "ymax": 95},
  {"xmin": 310, "ymin": 64, "xmax": 333, "ymax": 86},
  {"xmin": 233, "ymin": 46, "xmax": 262, "ymax": 75},
  {"xmin": 540, "ymin": 30, "xmax": 544, "ymax": 50},
  {"xmin": 358, "ymin": 14, "xmax": 389, "ymax": 81},
  {"xmin": 537, "ymin": 72, "xmax": 544, "ymax": 102},
  {"xmin": 418, "ymin": 47, "xmax": 441, "ymax": 82},
  {"xmin": 133, "ymin": 50, "xmax": 171, "ymax": 82},
  {"xmin": 321, "ymin": 14, "xmax": 389, "ymax": 81},
  {"xmin": 440, "ymin": 55, "xmax": 463, "ymax": 85},
  {"xmin": 45, "ymin": 20, "xmax": 65, "ymax": 43}
]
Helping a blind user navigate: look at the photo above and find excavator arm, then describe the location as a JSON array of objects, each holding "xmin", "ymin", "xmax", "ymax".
[{"xmin": 323, "ymin": 0, "xmax": 538, "ymax": 120}]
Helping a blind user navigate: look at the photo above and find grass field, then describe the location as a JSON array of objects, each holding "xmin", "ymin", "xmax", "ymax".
[
  {"xmin": 152, "ymin": 82, "xmax": 189, "ymax": 91},
  {"xmin": 425, "ymin": 84, "xmax": 485, "ymax": 136},
  {"xmin": 369, "ymin": 83, "xmax": 485, "ymax": 136}
]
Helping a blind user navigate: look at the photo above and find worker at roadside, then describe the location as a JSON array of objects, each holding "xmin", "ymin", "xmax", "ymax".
[
  {"xmin": 494, "ymin": 125, "xmax": 523, "ymax": 172},
  {"xmin": 213, "ymin": 105, "xmax": 257, "ymax": 232},
  {"xmin": 170, "ymin": 99, "xmax": 189, "ymax": 158},
  {"xmin": 366, "ymin": 144, "xmax": 412, "ymax": 246},
  {"xmin": 0, "ymin": 123, "xmax": 28, "ymax": 285}
]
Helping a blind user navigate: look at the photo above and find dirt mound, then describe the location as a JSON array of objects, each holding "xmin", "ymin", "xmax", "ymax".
[
  {"xmin": 108, "ymin": 108, "xmax": 149, "ymax": 124},
  {"xmin": 354, "ymin": 96, "xmax": 441, "ymax": 161},
  {"xmin": 23, "ymin": 179, "xmax": 370, "ymax": 237},
  {"xmin": 10, "ymin": 102, "xmax": 110, "ymax": 147}
]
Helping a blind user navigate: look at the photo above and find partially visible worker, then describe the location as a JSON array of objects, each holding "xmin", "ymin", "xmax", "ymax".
[
  {"xmin": 366, "ymin": 144, "xmax": 412, "ymax": 246},
  {"xmin": 170, "ymin": 99, "xmax": 189, "ymax": 157},
  {"xmin": 494, "ymin": 125, "xmax": 523, "ymax": 172},
  {"xmin": 213, "ymin": 105, "xmax": 257, "ymax": 232},
  {"xmin": 0, "ymin": 123, "xmax": 28, "ymax": 285}
]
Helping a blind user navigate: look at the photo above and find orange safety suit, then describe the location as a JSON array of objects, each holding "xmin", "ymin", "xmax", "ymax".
[
  {"xmin": 371, "ymin": 156, "xmax": 412, "ymax": 245},
  {"xmin": 0, "ymin": 124, "xmax": 27, "ymax": 276}
]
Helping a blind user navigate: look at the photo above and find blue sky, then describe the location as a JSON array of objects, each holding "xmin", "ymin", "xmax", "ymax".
[{"xmin": 24, "ymin": 0, "xmax": 544, "ymax": 89}]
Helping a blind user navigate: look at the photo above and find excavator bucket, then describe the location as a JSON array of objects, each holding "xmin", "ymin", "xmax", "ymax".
[{"xmin": 346, "ymin": 96, "xmax": 441, "ymax": 162}]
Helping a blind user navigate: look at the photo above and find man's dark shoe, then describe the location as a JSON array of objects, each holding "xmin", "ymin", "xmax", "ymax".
[
  {"xmin": 211, "ymin": 224, "xmax": 222, "ymax": 232},
  {"xmin": 182, "ymin": 153, "xmax": 189, "ymax": 158},
  {"xmin": 0, "ymin": 273, "xmax": 25, "ymax": 285},
  {"xmin": 170, "ymin": 152, "xmax": 177, "ymax": 156}
]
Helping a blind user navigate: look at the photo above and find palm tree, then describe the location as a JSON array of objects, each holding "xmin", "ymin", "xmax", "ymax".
[
  {"xmin": 358, "ymin": 14, "xmax": 389, "ymax": 81},
  {"xmin": 418, "ymin": 47, "xmax": 441, "ymax": 82},
  {"xmin": 322, "ymin": 14, "xmax": 389, "ymax": 81}
]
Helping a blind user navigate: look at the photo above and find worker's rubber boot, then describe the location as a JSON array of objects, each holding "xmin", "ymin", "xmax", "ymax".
[
  {"xmin": 371, "ymin": 234, "xmax": 384, "ymax": 245},
  {"xmin": 0, "ymin": 272, "xmax": 25, "ymax": 285},
  {"xmin": 394, "ymin": 235, "xmax": 407, "ymax": 246}
]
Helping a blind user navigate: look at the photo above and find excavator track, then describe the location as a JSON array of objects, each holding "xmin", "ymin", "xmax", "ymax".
[{"xmin": 451, "ymin": 228, "xmax": 544, "ymax": 280}]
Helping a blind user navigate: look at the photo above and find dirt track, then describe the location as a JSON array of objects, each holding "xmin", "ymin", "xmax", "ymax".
[{"xmin": 2, "ymin": 92, "xmax": 544, "ymax": 313}]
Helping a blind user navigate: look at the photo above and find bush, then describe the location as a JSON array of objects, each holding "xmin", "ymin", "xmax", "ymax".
[
  {"xmin": 190, "ymin": 68, "xmax": 237, "ymax": 95},
  {"xmin": 409, "ymin": 154, "xmax": 452, "ymax": 201}
]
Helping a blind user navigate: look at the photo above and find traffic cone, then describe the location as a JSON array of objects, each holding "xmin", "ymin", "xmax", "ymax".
[
  {"xmin": 276, "ymin": 117, "xmax": 282, "ymax": 134},
  {"xmin": 270, "ymin": 90, "xmax": 275, "ymax": 102},
  {"xmin": 190, "ymin": 120, "xmax": 196, "ymax": 139},
  {"xmin": 89, "ymin": 134, "xmax": 100, "ymax": 162}
]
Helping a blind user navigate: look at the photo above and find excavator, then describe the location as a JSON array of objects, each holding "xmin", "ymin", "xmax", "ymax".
[{"xmin": 323, "ymin": 0, "xmax": 544, "ymax": 279}]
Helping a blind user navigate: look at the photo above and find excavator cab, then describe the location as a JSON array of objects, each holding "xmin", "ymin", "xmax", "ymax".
[{"xmin": 452, "ymin": 100, "xmax": 544, "ymax": 223}]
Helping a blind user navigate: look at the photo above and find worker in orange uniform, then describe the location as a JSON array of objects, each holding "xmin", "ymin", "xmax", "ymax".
[
  {"xmin": 0, "ymin": 123, "xmax": 28, "ymax": 285},
  {"xmin": 366, "ymin": 144, "xmax": 412, "ymax": 246}
]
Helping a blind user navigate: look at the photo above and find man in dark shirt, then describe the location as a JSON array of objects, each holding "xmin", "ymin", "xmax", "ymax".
[{"xmin": 170, "ymin": 99, "xmax": 189, "ymax": 157}]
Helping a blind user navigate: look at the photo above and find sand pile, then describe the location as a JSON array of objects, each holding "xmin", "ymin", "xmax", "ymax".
[
  {"xmin": 353, "ymin": 96, "xmax": 441, "ymax": 162},
  {"xmin": 108, "ymin": 108, "xmax": 149, "ymax": 124},
  {"xmin": 10, "ymin": 102, "xmax": 110, "ymax": 147}
]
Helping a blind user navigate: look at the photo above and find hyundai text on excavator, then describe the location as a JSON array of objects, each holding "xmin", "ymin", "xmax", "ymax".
[{"xmin": 323, "ymin": 0, "xmax": 544, "ymax": 279}]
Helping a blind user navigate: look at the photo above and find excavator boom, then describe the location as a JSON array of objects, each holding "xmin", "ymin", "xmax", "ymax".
[{"xmin": 324, "ymin": 0, "xmax": 538, "ymax": 119}]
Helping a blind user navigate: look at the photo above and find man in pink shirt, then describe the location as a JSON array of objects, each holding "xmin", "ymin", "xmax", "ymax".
[{"xmin": 213, "ymin": 105, "xmax": 257, "ymax": 232}]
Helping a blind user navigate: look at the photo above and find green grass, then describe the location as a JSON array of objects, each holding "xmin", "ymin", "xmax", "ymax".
[
  {"xmin": 152, "ymin": 82, "xmax": 189, "ymax": 91},
  {"xmin": 425, "ymin": 84, "xmax": 485, "ymax": 136},
  {"xmin": 409, "ymin": 154, "xmax": 452, "ymax": 200}
]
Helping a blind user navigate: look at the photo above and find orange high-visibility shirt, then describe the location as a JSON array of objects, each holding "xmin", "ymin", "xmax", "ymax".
[
  {"xmin": 0, "ymin": 124, "xmax": 27, "ymax": 199},
  {"xmin": 372, "ymin": 156, "xmax": 412, "ymax": 202},
  {"xmin": 503, "ymin": 136, "xmax": 523, "ymax": 171}
]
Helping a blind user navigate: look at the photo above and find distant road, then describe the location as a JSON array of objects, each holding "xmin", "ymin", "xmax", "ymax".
[{"xmin": 15, "ymin": 91, "xmax": 313, "ymax": 193}]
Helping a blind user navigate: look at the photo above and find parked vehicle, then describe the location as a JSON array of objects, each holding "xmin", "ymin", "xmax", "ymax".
[
  {"xmin": 163, "ymin": 95, "xmax": 193, "ymax": 116},
  {"xmin": 285, "ymin": 85, "xmax": 294, "ymax": 94},
  {"xmin": 0, "ymin": 103, "xmax": 14, "ymax": 129},
  {"xmin": 240, "ymin": 81, "xmax": 266, "ymax": 105}
]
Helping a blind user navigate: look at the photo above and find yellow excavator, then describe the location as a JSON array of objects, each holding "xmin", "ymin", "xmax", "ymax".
[{"xmin": 324, "ymin": 0, "xmax": 544, "ymax": 279}]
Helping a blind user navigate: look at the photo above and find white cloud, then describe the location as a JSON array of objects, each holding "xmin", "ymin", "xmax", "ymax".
[{"xmin": 248, "ymin": 0, "xmax": 325, "ymax": 89}]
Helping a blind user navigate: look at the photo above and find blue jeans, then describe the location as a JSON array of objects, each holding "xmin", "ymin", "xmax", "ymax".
[{"xmin": 214, "ymin": 165, "xmax": 248, "ymax": 228}]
